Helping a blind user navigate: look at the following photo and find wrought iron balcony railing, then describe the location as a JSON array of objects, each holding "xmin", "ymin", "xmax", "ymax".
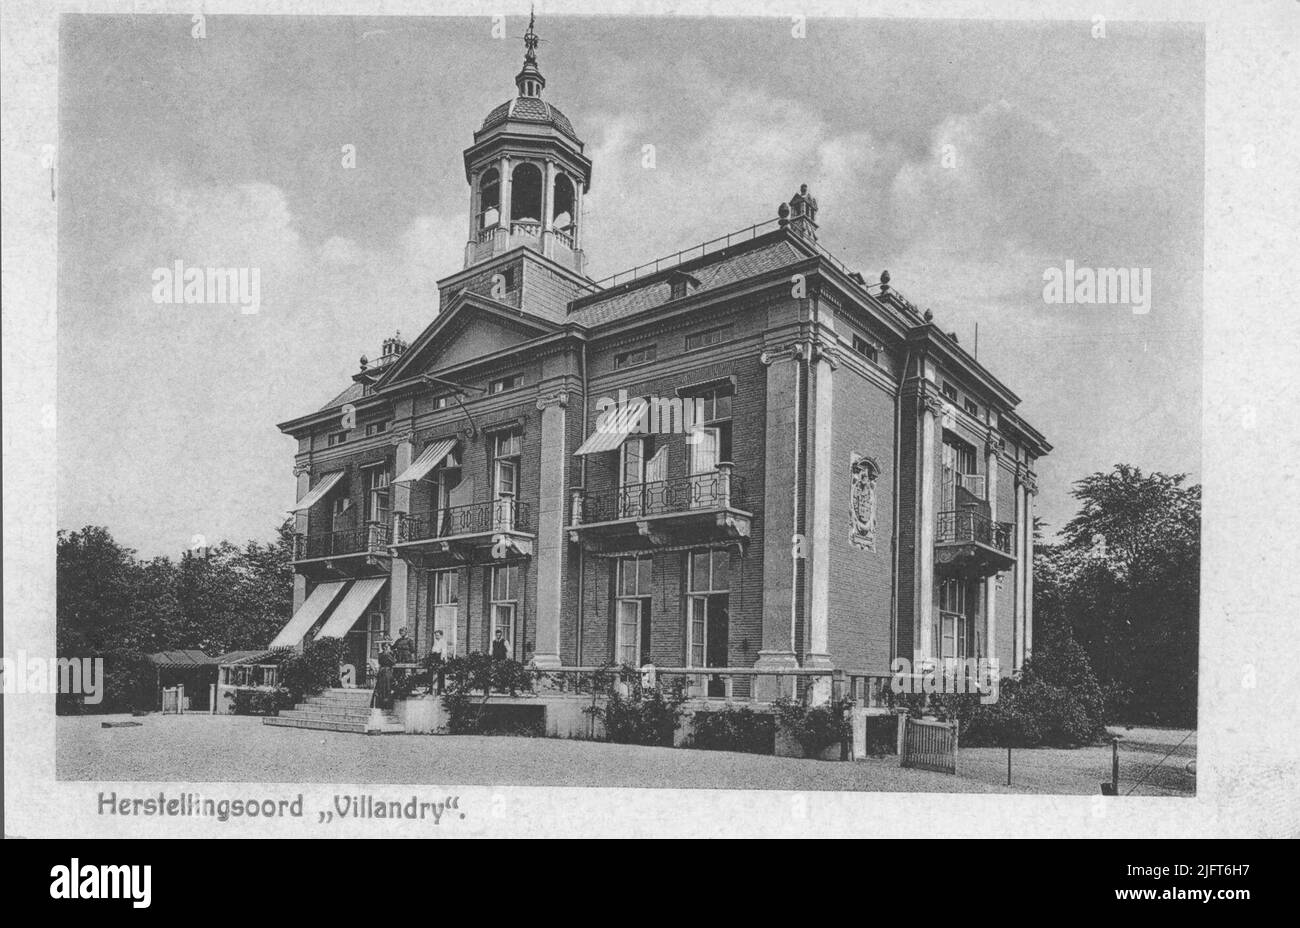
[
  {"xmin": 294, "ymin": 522, "xmax": 391, "ymax": 560},
  {"xmin": 574, "ymin": 469, "xmax": 748, "ymax": 525},
  {"xmin": 936, "ymin": 510, "xmax": 1014, "ymax": 555},
  {"xmin": 395, "ymin": 499, "xmax": 532, "ymax": 543}
]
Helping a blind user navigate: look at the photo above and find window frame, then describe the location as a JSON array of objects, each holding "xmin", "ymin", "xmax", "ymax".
[
  {"xmin": 684, "ymin": 324, "xmax": 734, "ymax": 352},
  {"xmin": 614, "ymin": 344, "xmax": 658, "ymax": 369}
]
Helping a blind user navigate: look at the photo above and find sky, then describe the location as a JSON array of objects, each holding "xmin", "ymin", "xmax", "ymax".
[{"xmin": 57, "ymin": 14, "xmax": 1204, "ymax": 557}]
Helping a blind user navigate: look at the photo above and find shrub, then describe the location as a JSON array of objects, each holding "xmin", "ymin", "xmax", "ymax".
[
  {"xmin": 228, "ymin": 687, "xmax": 291, "ymax": 716},
  {"xmin": 773, "ymin": 697, "xmax": 853, "ymax": 758},
  {"xmin": 64, "ymin": 650, "xmax": 155, "ymax": 715},
  {"xmin": 591, "ymin": 680, "xmax": 687, "ymax": 747},
  {"xmin": 279, "ymin": 637, "xmax": 345, "ymax": 703},
  {"xmin": 439, "ymin": 654, "xmax": 543, "ymax": 734},
  {"xmin": 690, "ymin": 706, "xmax": 775, "ymax": 754},
  {"xmin": 963, "ymin": 634, "xmax": 1107, "ymax": 747}
]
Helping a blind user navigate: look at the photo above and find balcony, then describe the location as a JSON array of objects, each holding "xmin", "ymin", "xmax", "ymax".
[
  {"xmin": 392, "ymin": 499, "xmax": 535, "ymax": 563},
  {"xmin": 935, "ymin": 510, "xmax": 1016, "ymax": 576},
  {"xmin": 292, "ymin": 522, "xmax": 392, "ymax": 577},
  {"xmin": 567, "ymin": 467, "xmax": 752, "ymax": 551}
]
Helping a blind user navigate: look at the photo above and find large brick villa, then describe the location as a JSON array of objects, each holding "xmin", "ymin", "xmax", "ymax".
[{"xmin": 268, "ymin": 17, "xmax": 1050, "ymax": 705}]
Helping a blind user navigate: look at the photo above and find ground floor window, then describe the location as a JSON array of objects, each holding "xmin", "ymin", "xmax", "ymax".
[
  {"xmin": 936, "ymin": 577, "xmax": 982, "ymax": 661},
  {"xmin": 490, "ymin": 563, "xmax": 520, "ymax": 655},
  {"xmin": 687, "ymin": 549, "xmax": 730, "ymax": 696},
  {"xmin": 615, "ymin": 556, "xmax": 653, "ymax": 666},
  {"xmin": 429, "ymin": 569, "xmax": 459, "ymax": 657}
]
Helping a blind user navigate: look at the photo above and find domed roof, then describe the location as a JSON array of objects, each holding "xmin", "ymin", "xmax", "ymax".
[{"xmin": 480, "ymin": 96, "xmax": 580, "ymax": 142}]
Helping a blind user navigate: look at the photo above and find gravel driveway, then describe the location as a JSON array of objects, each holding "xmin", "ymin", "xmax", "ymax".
[{"xmin": 59, "ymin": 714, "xmax": 1003, "ymax": 792}]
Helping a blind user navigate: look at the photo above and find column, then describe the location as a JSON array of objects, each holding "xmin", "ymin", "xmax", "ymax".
[
  {"xmin": 388, "ymin": 431, "xmax": 415, "ymax": 641},
  {"xmin": 292, "ymin": 466, "xmax": 311, "ymax": 613},
  {"xmin": 1024, "ymin": 467, "xmax": 1037, "ymax": 662},
  {"xmin": 542, "ymin": 160, "xmax": 556, "ymax": 232},
  {"xmin": 498, "ymin": 155, "xmax": 512, "ymax": 232},
  {"xmin": 532, "ymin": 390, "xmax": 569, "ymax": 669},
  {"xmin": 804, "ymin": 341, "xmax": 837, "ymax": 702},
  {"xmin": 467, "ymin": 171, "xmax": 478, "ymax": 241},
  {"xmin": 1013, "ymin": 465, "xmax": 1027, "ymax": 670},
  {"xmin": 917, "ymin": 394, "xmax": 944, "ymax": 667},
  {"xmin": 754, "ymin": 343, "xmax": 802, "ymax": 699},
  {"xmin": 984, "ymin": 431, "xmax": 1000, "ymax": 671}
]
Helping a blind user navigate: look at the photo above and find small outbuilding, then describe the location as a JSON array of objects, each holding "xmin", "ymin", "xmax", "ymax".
[{"xmin": 145, "ymin": 650, "xmax": 218, "ymax": 712}]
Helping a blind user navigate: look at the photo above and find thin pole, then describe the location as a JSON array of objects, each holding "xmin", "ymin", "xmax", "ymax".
[
  {"xmin": 1006, "ymin": 745, "xmax": 1011, "ymax": 786},
  {"xmin": 1112, "ymin": 738, "xmax": 1120, "ymax": 793}
]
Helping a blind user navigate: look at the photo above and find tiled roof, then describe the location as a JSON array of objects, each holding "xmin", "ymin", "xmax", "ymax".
[
  {"xmin": 569, "ymin": 238, "xmax": 807, "ymax": 328},
  {"xmin": 146, "ymin": 650, "xmax": 214, "ymax": 667},
  {"xmin": 321, "ymin": 380, "xmax": 365, "ymax": 411},
  {"xmin": 481, "ymin": 97, "xmax": 579, "ymax": 140},
  {"xmin": 214, "ymin": 649, "xmax": 288, "ymax": 666}
]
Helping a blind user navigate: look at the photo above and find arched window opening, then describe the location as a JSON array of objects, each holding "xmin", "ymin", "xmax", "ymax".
[
  {"xmin": 479, "ymin": 168, "xmax": 501, "ymax": 230},
  {"xmin": 552, "ymin": 174, "xmax": 575, "ymax": 231},
  {"xmin": 511, "ymin": 163, "xmax": 543, "ymax": 223}
]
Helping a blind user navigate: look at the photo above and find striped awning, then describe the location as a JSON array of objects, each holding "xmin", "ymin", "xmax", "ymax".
[
  {"xmin": 290, "ymin": 470, "xmax": 344, "ymax": 513},
  {"xmin": 394, "ymin": 438, "xmax": 457, "ymax": 483},
  {"xmin": 267, "ymin": 580, "xmax": 348, "ymax": 649},
  {"xmin": 315, "ymin": 577, "xmax": 388, "ymax": 640},
  {"xmin": 574, "ymin": 400, "xmax": 648, "ymax": 455}
]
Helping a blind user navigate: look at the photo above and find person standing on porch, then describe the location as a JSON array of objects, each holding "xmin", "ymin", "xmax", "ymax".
[
  {"xmin": 491, "ymin": 629, "xmax": 511, "ymax": 661},
  {"xmin": 431, "ymin": 629, "xmax": 448, "ymax": 695},
  {"xmin": 374, "ymin": 639, "xmax": 396, "ymax": 710},
  {"xmin": 393, "ymin": 627, "xmax": 415, "ymax": 664}
]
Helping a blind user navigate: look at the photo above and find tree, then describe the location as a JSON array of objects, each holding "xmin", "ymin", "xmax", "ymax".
[
  {"xmin": 1034, "ymin": 465, "xmax": 1199, "ymax": 726},
  {"xmin": 56, "ymin": 521, "xmax": 296, "ymax": 712}
]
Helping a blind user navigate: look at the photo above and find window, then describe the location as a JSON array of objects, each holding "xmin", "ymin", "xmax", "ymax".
[
  {"xmin": 615, "ymin": 556, "xmax": 653, "ymax": 666},
  {"xmin": 433, "ymin": 395, "xmax": 454, "ymax": 410},
  {"xmin": 331, "ymin": 496, "xmax": 352, "ymax": 532},
  {"xmin": 941, "ymin": 381, "xmax": 958, "ymax": 402},
  {"xmin": 851, "ymin": 334, "xmax": 879, "ymax": 364},
  {"xmin": 431, "ymin": 570, "xmax": 459, "ymax": 657},
  {"xmin": 366, "ymin": 602, "xmax": 388, "ymax": 663},
  {"xmin": 614, "ymin": 345, "xmax": 657, "ymax": 369},
  {"xmin": 942, "ymin": 434, "xmax": 984, "ymax": 506},
  {"xmin": 490, "ymin": 563, "xmax": 520, "ymax": 650},
  {"xmin": 936, "ymin": 578, "xmax": 979, "ymax": 662},
  {"xmin": 963, "ymin": 399, "xmax": 979, "ymax": 417},
  {"xmin": 327, "ymin": 431, "xmax": 348, "ymax": 447},
  {"xmin": 685, "ymin": 324, "xmax": 733, "ymax": 351},
  {"xmin": 492, "ymin": 429, "xmax": 522, "ymax": 529},
  {"xmin": 686, "ymin": 549, "xmax": 730, "ymax": 685},
  {"xmin": 488, "ymin": 374, "xmax": 520, "ymax": 394},
  {"xmin": 365, "ymin": 466, "xmax": 390, "ymax": 523},
  {"xmin": 364, "ymin": 421, "xmax": 388, "ymax": 437},
  {"xmin": 684, "ymin": 389, "xmax": 733, "ymax": 507},
  {"xmin": 501, "ymin": 267, "xmax": 516, "ymax": 291}
]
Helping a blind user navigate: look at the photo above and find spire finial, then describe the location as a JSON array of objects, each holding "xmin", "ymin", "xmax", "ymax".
[
  {"xmin": 524, "ymin": 5, "xmax": 538, "ymax": 61},
  {"xmin": 515, "ymin": 5, "xmax": 545, "ymax": 97}
]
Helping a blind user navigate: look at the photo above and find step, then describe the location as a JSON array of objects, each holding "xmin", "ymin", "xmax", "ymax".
[
  {"xmin": 278, "ymin": 708, "xmax": 373, "ymax": 724},
  {"xmin": 305, "ymin": 695, "xmax": 376, "ymax": 708},
  {"xmin": 263, "ymin": 715, "xmax": 404, "ymax": 734}
]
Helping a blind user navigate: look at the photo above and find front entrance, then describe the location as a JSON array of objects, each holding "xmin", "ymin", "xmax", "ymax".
[{"xmin": 344, "ymin": 630, "xmax": 368, "ymax": 687}]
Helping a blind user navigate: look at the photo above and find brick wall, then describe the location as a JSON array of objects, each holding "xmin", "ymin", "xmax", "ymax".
[{"xmin": 828, "ymin": 365, "xmax": 897, "ymax": 673}]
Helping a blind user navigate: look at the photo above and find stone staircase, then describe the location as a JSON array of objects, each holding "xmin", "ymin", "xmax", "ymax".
[{"xmin": 263, "ymin": 688, "xmax": 405, "ymax": 734}]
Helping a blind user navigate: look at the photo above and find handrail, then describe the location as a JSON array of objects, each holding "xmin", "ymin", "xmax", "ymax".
[{"xmin": 576, "ymin": 470, "xmax": 747, "ymax": 523}]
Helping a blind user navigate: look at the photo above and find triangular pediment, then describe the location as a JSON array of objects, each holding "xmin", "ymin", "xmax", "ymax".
[{"xmin": 376, "ymin": 292, "xmax": 560, "ymax": 388}]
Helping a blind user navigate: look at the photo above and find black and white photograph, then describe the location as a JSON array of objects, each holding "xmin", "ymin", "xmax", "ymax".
[{"xmin": 3, "ymin": 0, "xmax": 1297, "ymax": 850}]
